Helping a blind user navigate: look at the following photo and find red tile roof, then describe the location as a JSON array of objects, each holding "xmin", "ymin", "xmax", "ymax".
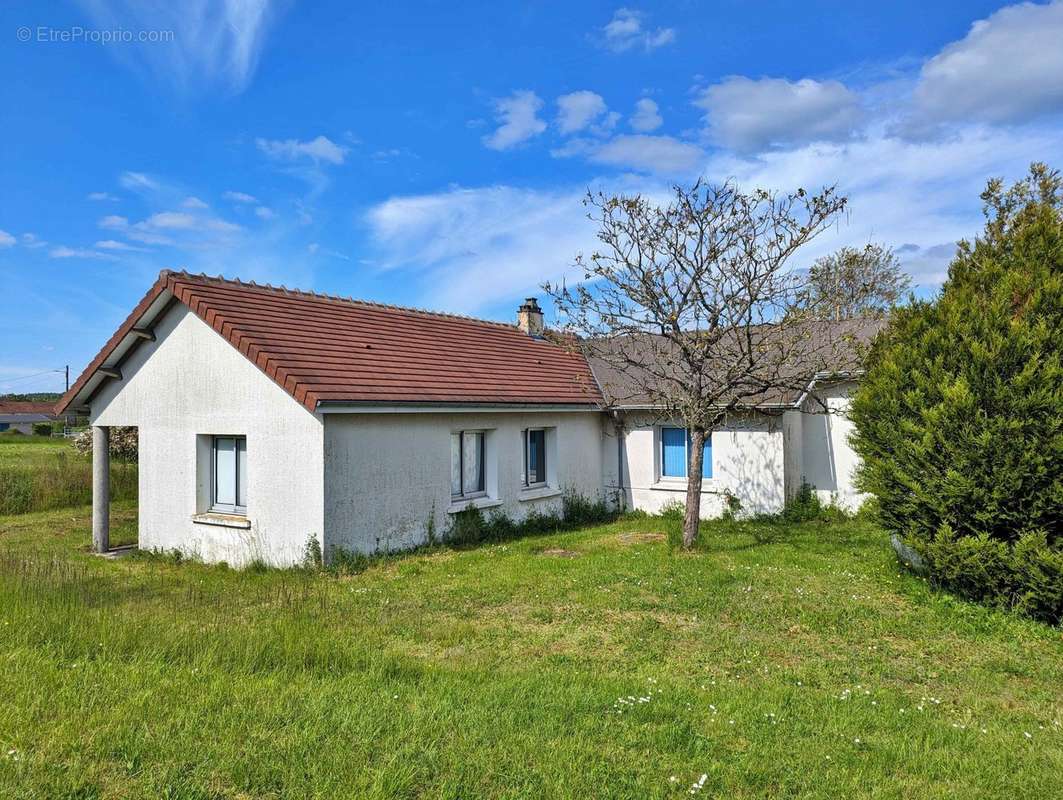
[
  {"xmin": 0, "ymin": 401, "xmax": 57, "ymax": 416},
  {"xmin": 58, "ymin": 270, "xmax": 603, "ymax": 414}
]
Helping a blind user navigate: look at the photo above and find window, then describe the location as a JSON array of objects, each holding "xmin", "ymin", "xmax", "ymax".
[
  {"xmin": 660, "ymin": 427, "xmax": 712, "ymax": 479},
  {"xmin": 212, "ymin": 436, "xmax": 247, "ymax": 514},
  {"xmin": 522, "ymin": 428, "xmax": 547, "ymax": 487},
  {"xmin": 451, "ymin": 430, "xmax": 485, "ymax": 499}
]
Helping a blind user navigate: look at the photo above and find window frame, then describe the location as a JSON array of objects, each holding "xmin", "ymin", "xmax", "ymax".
[
  {"xmin": 451, "ymin": 430, "xmax": 486, "ymax": 500},
  {"xmin": 522, "ymin": 427, "xmax": 548, "ymax": 489},
  {"xmin": 659, "ymin": 426, "xmax": 712, "ymax": 480},
  {"xmin": 210, "ymin": 435, "xmax": 247, "ymax": 515}
]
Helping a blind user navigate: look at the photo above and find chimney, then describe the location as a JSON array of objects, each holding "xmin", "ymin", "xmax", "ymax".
[{"xmin": 517, "ymin": 297, "xmax": 545, "ymax": 337}]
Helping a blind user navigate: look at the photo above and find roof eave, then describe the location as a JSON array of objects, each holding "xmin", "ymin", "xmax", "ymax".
[
  {"xmin": 315, "ymin": 400, "xmax": 603, "ymax": 414},
  {"xmin": 55, "ymin": 273, "xmax": 177, "ymax": 415}
]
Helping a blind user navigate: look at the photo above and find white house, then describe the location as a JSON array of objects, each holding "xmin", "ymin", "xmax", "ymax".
[{"xmin": 57, "ymin": 270, "xmax": 874, "ymax": 566}]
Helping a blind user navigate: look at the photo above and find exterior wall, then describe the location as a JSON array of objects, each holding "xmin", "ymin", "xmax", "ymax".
[
  {"xmin": 0, "ymin": 414, "xmax": 56, "ymax": 434},
  {"xmin": 89, "ymin": 305, "xmax": 325, "ymax": 566},
  {"xmin": 784, "ymin": 381, "xmax": 868, "ymax": 512},
  {"xmin": 323, "ymin": 410, "xmax": 604, "ymax": 555},
  {"xmin": 605, "ymin": 411, "xmax": 786, "ymax": 518},
  {"xmin": 0, "ymin": 419, "xmax": 46, "ymax": 434}
]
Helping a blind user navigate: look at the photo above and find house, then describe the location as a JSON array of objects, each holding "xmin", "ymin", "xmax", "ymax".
[
  {"xmin": 57, "ymin": 270, "xmax": 874, "ymax": 566},
  {"xmin": 0, "ymin": 401, "xmax": 58, "ymax": 434}
]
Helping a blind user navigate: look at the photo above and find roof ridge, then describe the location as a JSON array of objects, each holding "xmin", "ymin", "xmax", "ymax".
[{"xmin": 165, "ymin": 269, "xmax": 522, "ymax": 331}]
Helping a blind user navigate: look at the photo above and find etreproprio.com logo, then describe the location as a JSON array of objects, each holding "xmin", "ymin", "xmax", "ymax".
[{"xmin": 17, "ymin": 26, "xmax": 175, "ymax": 44}]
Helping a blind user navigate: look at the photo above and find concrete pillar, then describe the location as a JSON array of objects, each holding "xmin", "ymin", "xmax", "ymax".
[{"xmin": 92, "ymin": 425, "xmax": 110, "ymax": 553}]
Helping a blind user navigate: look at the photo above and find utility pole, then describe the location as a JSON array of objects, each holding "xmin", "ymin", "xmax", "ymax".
[{"xmin": 65, "ymin": 365, "xmax": 69, "ymax": 393}]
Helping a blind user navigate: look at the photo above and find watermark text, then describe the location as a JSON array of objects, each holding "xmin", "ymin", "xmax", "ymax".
[{"xmin": 17, "ymin": 26, "xmax": 175, "ymax": 44}]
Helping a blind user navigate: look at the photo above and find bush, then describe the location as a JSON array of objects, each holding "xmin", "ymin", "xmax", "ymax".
[
  {"xmin": 920, "ymin": 527, "xmax": 1062, "ymax": 624},
  {"xmin": 31, "ymin": 423, "xmax": 53, "ymax": 437},
  {"xmin": 851, "ymin": 164, "xmax": 1063, "ymax": 621},
  {"xmin": 561, "ymin": 492, "xmax": 612, "ymax": 526},
  {"xmin": 71, "ymin": 426, "xmax": 138, "ymax": 462},
  {"xmin": 778, "ymin": 483, "xmax": 851, "ymax": 524}
]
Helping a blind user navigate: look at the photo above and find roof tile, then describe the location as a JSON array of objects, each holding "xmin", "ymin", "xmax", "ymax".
[{"xmin": 58, "ymin": 270, "xmax": 602, "ymax": 413}]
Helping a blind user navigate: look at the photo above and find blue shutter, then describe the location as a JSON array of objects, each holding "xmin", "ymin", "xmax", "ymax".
[{"xmin": 661, "ymin": 427, "xmax": 687, "ymax": 477}]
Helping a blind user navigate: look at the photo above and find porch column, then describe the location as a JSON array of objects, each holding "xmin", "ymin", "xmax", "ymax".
[{"xmin": 92, "ymin": 425, "xmax": 110, "ymax": 553}]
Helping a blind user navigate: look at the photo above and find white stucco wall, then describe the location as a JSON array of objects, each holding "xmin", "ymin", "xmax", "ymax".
[
  {"xmin": 785, "ymin": 381, "xmax": 868, "ymax": 512},
  {"xmin": 323, "ymin": 411, "xmax": 604, "ymax": 555},
  {"xmin": 605, "ymin": 412, "xmax": 786, "ymax": 518},
  {"xmin": 89, "ymin": 305, "xmax": 325, "ymax": 566}
]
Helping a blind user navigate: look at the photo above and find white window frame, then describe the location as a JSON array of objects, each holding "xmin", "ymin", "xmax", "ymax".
[
  {"xmin": 522, "ymin": 427, "xmax": 549, "ymax": 489},
  {"xmin": 211, "ymin": 435, "xmax": 247, "ymax": 515},
  {"xmin": 451, "ymin": 430, "xmax": 486, "ymax": 500}
]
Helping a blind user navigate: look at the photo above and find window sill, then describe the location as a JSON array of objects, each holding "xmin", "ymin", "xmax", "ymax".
[
  {"xmin": 519, "ymin": 486, "xmax": 562, "ymax": 502},
  {"xmin": 650, "ymin": 479, "xmax": 717, "ymax": 493},
  {"xmin": 191, "ymin": 512, "xmax": 251, "ymax": 530},
  {"xmin": 447, "ymin": 497, "xmax": 503, "ymax": 514}
]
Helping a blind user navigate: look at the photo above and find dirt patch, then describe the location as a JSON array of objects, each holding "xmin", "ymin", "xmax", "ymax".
[
  {"xmin": 540, "ymin": 548, "xmax": 581, "ymax": 558},
  {"xmin": 617, "ymin": 532, "xmax": 667, "ymax": 545}
]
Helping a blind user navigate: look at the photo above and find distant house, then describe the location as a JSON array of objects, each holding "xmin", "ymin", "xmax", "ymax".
[
  {"xmin": 0, "ymin": 401, "xmax": 57, "ymax": 434},
  {"xmin": 58, "ymin": 270, "xmax": 874, "ymax": 565}
]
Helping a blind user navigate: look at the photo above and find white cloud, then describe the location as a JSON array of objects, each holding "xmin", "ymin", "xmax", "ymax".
[
  {"xmin": 703, "ymin": 124, "xmax": 1063, "ymax": 286},
  {"xmin": 0, "ymin": 230, "xmax": 14, "ymax": 248},
  {"xmin": 20, "ymin": 233, "xmax": 47, "ymax": 249},
  {"xmin": 49, "ymin": 246, "xmax": 110, "ymax": 259},
  {"xmin": 224, "ymin": 190, "xmax": 258, "ymax": 203},
  {"xmin": 630, "ymin": 98, "xmax": 662, "ymax": 132},
  {"xmin": 144, "ymin": 211, "xmax": 198, "ymax": 230},
  {"xmin": 256, "ymin": 135, "xmax": 348, "ymax": 164},
  {"xmin": 696, "ymin": 76, "xmax": 864, "ymax": 152},
  {"xmin": 74, "ymin": 0, "xmax": 278, "ymax": 93},
  {"xmin": 119, "ymin": 171, "xmax": 159, "ymax": 191},
  {"xmin": 601, "ymin": 8, "xmax": 676, "ymax": 52},
  {"xmin": 182, "ymin": 196, "xmax": 210, "ymax": 209},
  {"xmin": 97, "ymin": 208, "xmax": 241, "ymax": 245},
  {"xmin": 556, "ymin": 91, "xmax": 609, "ymax": 134},
  {"xmin": 588, "ymin": 134, "xmax": 704, "ymax": 174},
  {"xmin": 98, "ymin": 215, "xmax": 129, "ymax": 230},
  {"xmin": 483, "ymin": 90, "xmax": 547, "ymax": 150},
  {"xmin": 94, "ymin": 239, "xmax": 150, "ymax": 252},
  {"xmin": 907, "ymin": 0, "xmax": 1063, "ymax": 131},
  {"xmin": 255, "ymin": 206, "xmax": 276, "ymax": 220},
  {"xmin": 87, "ymin": 191, "xmax": 117, "ymax": 201},
  {"xmin": 366, "ymin": 185, "xmax": 601, "ymax": 312}
]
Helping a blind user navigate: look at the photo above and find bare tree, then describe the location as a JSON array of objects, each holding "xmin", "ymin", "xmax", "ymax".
[
  {"xmin": 803, "ymin": 243, "xmax": 911, "ymax": 320},
  {"xmin": 545, "ymin": 181, "xmax": 865, "ymax": 549}
]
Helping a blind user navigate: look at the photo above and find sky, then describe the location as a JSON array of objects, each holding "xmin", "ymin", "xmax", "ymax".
[{"xmin": 2, "ymin": 0, "xmax": 1063, "ymax": 395}]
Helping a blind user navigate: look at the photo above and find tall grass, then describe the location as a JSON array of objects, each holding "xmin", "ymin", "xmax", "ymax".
[{"xmin": 0, "ymin": 450, "xmax": 137, "ymax": 515}]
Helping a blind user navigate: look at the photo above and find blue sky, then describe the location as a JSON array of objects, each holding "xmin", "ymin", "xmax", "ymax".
[{"xmin": 2, "ymin": 0, "xmax": 1063, "ymax": 394}]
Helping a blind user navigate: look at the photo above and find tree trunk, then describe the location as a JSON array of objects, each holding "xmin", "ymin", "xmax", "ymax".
[{"xmin": 682, "ymin": 427, "xmax": 706, "ymax": 549}]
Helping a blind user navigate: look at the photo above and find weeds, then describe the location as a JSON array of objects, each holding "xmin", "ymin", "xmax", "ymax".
[{"xmin": 447, "ymin": 492, "xmax": 614, "ymax": 547}]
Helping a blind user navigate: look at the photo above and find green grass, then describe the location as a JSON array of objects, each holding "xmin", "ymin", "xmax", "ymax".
[
  {"xmin": 0, "ymin": 434, "xmax": 69, "ymax": 464},
  {"xmin": 0, "ymin": 434, "xmax": 137, "ymax": 515},
  {"xmin": 0, "ymin": 506, "xmax": 1060, "ymax": 799}
]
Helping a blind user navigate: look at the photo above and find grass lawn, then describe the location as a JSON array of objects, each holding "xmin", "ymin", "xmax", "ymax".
[
  {"xmin": 0, "ymin": 434, "xmax": 70, "ymax": 466},
  {"xmin": 1, "ymin": 505, "xmax": 1060, "ymax": 799}
]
